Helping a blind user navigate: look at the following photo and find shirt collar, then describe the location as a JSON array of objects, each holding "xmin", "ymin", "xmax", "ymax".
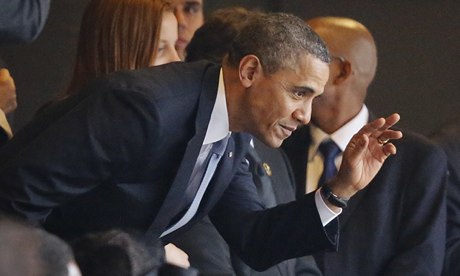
[
  {"xmin": 203, "ymin": 68, "xmax": 230, "ymax": 145},
  {"xmin": 308, "ymin": 105, "xmax": 369, "ymax": 159}
]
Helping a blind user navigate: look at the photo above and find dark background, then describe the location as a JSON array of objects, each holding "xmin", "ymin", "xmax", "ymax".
[{"xmin": 0, "ymin": 0, "xmax": 458, "ymax": 136}]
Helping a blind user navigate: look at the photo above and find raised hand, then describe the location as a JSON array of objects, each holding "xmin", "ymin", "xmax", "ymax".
[{"xmin": 328, "ymin": 113, "xmax": 403, "ymax": 201}]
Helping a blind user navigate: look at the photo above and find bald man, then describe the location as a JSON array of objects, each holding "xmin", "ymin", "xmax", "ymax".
[{"xmin": 283, "ymin": 17, "xmax": 447, "ymax": 275}]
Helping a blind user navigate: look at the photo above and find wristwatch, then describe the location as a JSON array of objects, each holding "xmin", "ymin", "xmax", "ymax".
[{"xmin": 321, "ymin": 184, "xmax": 349, "ymax": 208}]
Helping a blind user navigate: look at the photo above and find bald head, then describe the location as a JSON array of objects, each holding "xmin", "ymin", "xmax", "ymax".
[
  {"xmin": 306, "ymin": 17, "xmax": 377, "ymax": 133},
  {"xmin": 307, "ymin": 17, "xmax": 377, "ymax": 89}
]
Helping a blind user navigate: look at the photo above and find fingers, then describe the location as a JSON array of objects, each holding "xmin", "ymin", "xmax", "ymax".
[
  {"xmin": 374, "ymin": 113, "xmax": 400, "ymax": 134},
  {"xmin": 382, "ymin": 142, "xmax": 397, "ymax": 156},
  {"xmin": 377, "ymin": 129, "xmax": 403, "ymax": 144},
  {"xmin": 357, "ymin": 113, "xmax": 402, "ymax": 142}
]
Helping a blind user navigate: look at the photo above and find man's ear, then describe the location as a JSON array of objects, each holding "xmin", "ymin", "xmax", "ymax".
[
  {"xmin": 333, "ymin": 59, "xmax": 351, "ymax": 85},
  {"xmin": 239, "ymin": 55, "xmax": 262, "ymax": 88}
]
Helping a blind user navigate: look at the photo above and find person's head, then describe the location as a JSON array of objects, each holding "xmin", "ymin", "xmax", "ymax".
[
  {"xmin": 68, "ymin": 0, "xmax": 180, "ymax": 95},
  {"xmin": 222, "ymin": 12, "xmax": 330, "ymax": 148},
  {"xmin": 0, "ymin": 215, "xmax": 81, "ymax": 276},
  {"xmin": 72, "ymin": 229, "xmax": 156, "ymax": 276},
  {"xmin": 170, "ymin": 0, "xmax": 204, "ymax": 60},
  {"xmin": 185, "ymin": 7, "xmax": 261, "ymax": 64},
  {"xmin": 307, "ymin": 17, "xmax": 378, "ymax": 133}
]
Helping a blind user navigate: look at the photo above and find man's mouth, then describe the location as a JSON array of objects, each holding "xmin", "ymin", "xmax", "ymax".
[{"xmin": 279, "ymin": 124, "xmax": 297, "ymax": 137}]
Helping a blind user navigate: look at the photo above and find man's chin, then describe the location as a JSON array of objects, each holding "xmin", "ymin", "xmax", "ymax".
[{"xmin": 257, "ymin": 136, "xmax": 283, "ymax": 148}]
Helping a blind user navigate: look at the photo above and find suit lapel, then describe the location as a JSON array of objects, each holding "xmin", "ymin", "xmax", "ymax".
[
  {"xmin": 144, "ymin": 65, "xmax": 220, "ymax": 241},
  {"xmin": 195, "ymin": 133, "xmax": 251, "ymax": 218}
]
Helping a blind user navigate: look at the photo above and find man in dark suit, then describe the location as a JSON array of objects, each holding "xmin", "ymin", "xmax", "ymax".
[
  {"xmin": 0, "ymin": 0, "xmax": 51, "ymax": 43},
  {"xmin": 0, "ymin": 13, "xmax": 401, "ymax": 271},
  {"xmin": 172, "ymin": 8, "xmax": 321, "ymax": 275},
  {"xmin": 282, "ymin": 17, "xmax": 447, "ymax": 275}
]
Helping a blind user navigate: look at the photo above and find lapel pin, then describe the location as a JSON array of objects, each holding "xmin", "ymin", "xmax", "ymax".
[
  {"xmin": 262, "ymin": 162, "xmax": 272, "ymax": 176},
  {"xmin": 228, "ymin": 151, "xmax": 233, "ymax": 158}
]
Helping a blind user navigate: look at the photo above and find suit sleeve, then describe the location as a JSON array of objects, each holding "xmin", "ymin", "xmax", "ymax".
[
  {"xmin": 383, "ymin": 145, "xmax": 447, "ymax": 276},
  {"xmin": 209, "ymin": 157, "xmax": 338, "ymax": 271},
  {"xmin": 0, "ymin": 81, "xmax": 160, "ymax": 223},
  {"xmin": 0, "ymin": 0, "xmax": 51, "ymax": 42}
]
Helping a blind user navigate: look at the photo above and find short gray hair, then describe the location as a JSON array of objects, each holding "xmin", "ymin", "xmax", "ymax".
[{"xmin": 226, "ymin": 12, "xmax": 330, "ymax": 75}]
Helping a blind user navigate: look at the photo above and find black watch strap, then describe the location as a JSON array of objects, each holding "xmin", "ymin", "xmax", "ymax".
[{"xmin": 321, "ymin": 185, "xmax": 349, "ymax": 208}]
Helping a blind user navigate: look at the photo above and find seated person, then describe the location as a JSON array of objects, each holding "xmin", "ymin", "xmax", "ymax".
[{"xmin": 282, "ymin": 16, "xmax": 447, "ymax": 275}]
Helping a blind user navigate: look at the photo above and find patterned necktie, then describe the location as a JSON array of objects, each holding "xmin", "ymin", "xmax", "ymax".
[
  {"xmin": 161, "ymin": 134, "xmax": 230, "ymax": 237},
  {"xmin": 317, "ymin": 140, "xmax": 341, "ymax": 187}
]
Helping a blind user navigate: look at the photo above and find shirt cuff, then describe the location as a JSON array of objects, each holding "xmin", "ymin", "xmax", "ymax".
[
  {"xmin": 0, "ymin": 109, "xmax": 12, "ymax": 138},
  {"xmin": 315, "ymin": 189, "xmax": 342, "ymax": 226}
]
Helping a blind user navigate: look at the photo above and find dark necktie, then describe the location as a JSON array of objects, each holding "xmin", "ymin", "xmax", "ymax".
[{"xmin": 318, "ymin": 140, "xmax": 341, "ymax": 187}]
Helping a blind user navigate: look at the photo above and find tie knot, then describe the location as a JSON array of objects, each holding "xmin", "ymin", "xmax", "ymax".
[
  {"xmin": 319, "ymin": 140, "xmax": 341, "ymax": 160},
  {"xmin": 212, "ymin": 134, "xmax": 230, "ymax": 157}
]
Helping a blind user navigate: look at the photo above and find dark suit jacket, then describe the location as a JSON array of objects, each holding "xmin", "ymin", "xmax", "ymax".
[
  {"xmin": 0, "ymin": 61, "xmax": 337, "ymax": 271},
  {"xmin": 431, "ymin": 122, "xmax": 460, "ymax": 276},
  {"xmin": 282, "ymin": 124, "xmax": 447, "ymax": 275},
  {"xmin": 173, "ymin": 139, "xmax": 322, "ymax": 275},
  {"xmin": 0, "ymin": 0, "xmax": 51, "ymax": 43}
]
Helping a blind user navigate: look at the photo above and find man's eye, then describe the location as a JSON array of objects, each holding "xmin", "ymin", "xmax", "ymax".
[{"xmin": 293, "ymin": 90, "xmax": 305, "ymax": 98}]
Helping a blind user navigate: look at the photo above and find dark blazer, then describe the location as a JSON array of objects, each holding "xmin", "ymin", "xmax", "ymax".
[
  {"xmin": 173, "ymin": 139, "xmax": 322, "ymax": 276},
  {"xmin": 282, "ymin": 124, "xmax": 447, "ymax": 275},
  {"xmin": 0, "ymin": 0, "xmax": 51, "ymax": 43},
  {"xmin": 431, "ymin": 121, "xmax": 460, "ymax": 276},
  {"xmin": 0, "ymin": 61, "xmax": 337, "ymax": 271}
]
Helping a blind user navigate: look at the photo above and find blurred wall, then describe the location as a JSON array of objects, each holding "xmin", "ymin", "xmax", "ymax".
[{"xmin": 0, "ymin": 0, "xmax": 458, "ymax": 136}]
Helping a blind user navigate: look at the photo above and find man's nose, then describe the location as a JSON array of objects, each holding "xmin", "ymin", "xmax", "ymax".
[{"xmin": 293, "ymin": 105, "xmax": 311, "ymax": 125}]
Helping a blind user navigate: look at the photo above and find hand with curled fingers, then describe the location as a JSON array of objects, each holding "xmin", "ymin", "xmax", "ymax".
[{"xmin": 326, "ymin": 113, "xmax": 403, "ymax": 206}]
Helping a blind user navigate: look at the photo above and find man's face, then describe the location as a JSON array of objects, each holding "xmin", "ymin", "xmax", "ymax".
[
  {"xmin": 170, "ymin": 0, "xmax": 204, "ymax": 60},
  {"xmin": 243, "ymin": 56, "xmax": 330, "ymax": 147}
]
